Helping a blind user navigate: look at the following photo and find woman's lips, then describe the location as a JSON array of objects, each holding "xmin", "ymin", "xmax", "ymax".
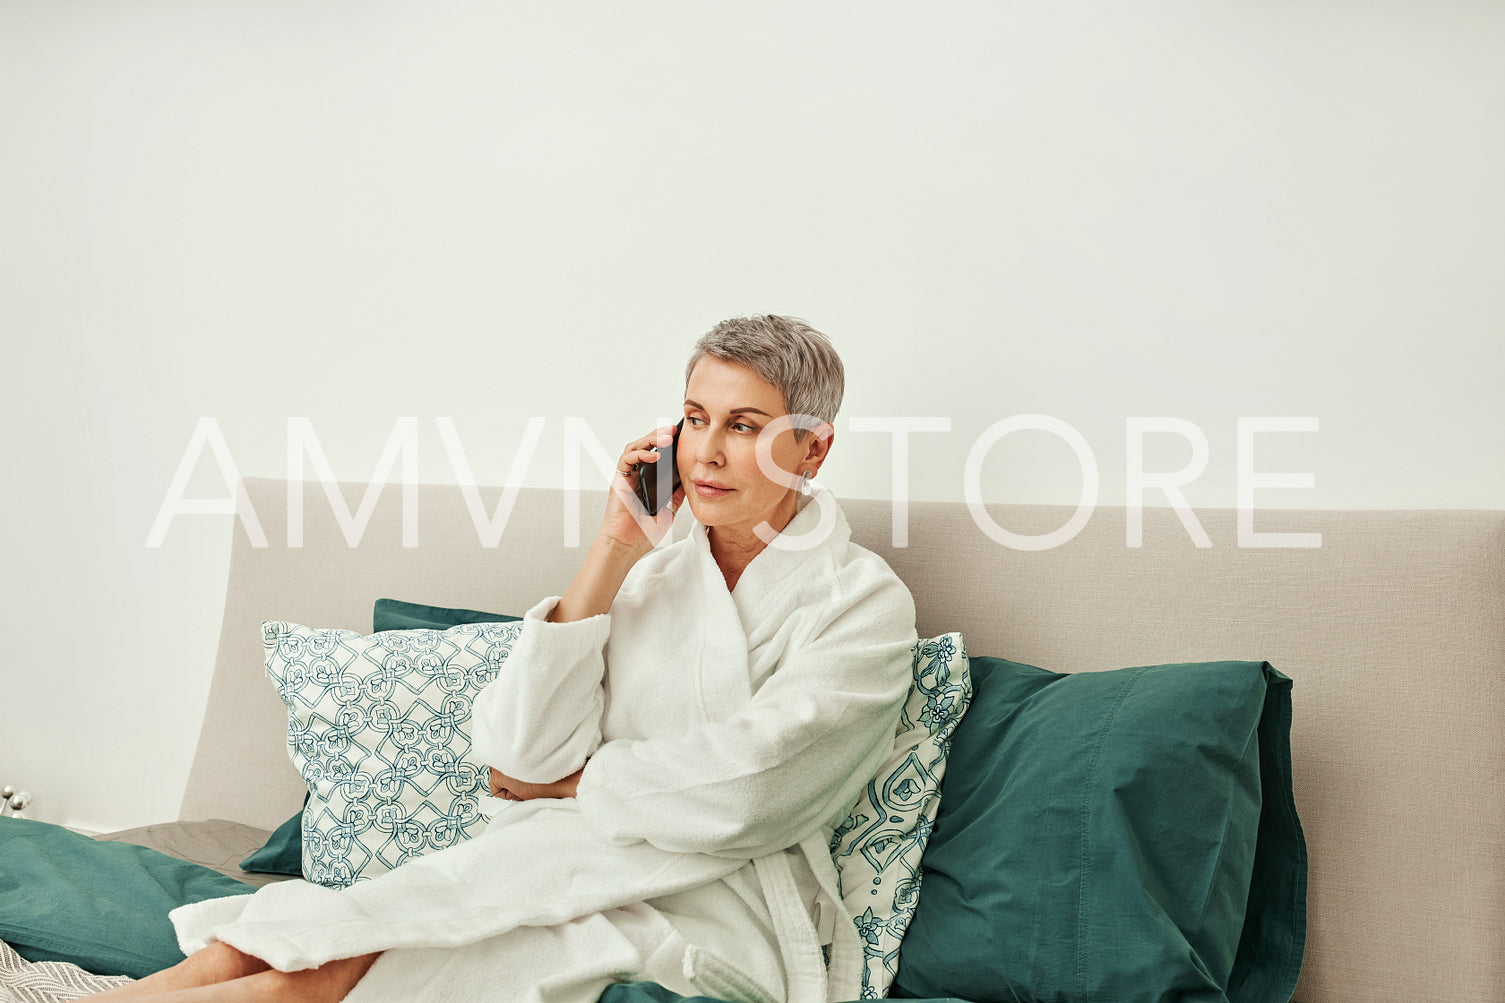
[{"xmin": 693, "ymin": 480, "xmax": 732, "ymax": 498}]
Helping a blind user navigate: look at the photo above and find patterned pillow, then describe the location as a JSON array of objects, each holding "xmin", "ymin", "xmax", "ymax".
[
  {"xmin": 830, "ymin": 632, "xmax": 973, "ymax": 999},
  {"xmin": 261, "ymin": 619, "xmax": 525, "ymax": 887}
]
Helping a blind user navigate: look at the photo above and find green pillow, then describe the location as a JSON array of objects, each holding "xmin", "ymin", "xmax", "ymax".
[
  {"xmin": 241, "ymin": 599, "xmax": 524, "ymax": 872},
  {"xmin": 597, "ymin": 981, "xmax": 968, "ymax": 1002},
  {"xmin": 598, "ymin": 985, "xmax": 751, "ymax": 1003},
  {"xmin": 892, "ymin": 656, "xmax": 1307, "ymax": 1003},
  {"xmin": 237, "ymin": 791, "xmax": 307, "ymax": 876},
  {"xmin": 0, "ymin": 818, "xmax": 256, "ymax": 978},
  {"xmin": 372, "ymin": 597, "xmax": 521, "ymax": 632}
]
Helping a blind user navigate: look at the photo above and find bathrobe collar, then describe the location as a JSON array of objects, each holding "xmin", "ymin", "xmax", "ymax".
[
  {"xmin": 688, "ymin": 481, "xmax": 849, "ymax": 603},
  {"xmin": 685, "ymin": 481, "xmax": 848, "ymax": 721}
]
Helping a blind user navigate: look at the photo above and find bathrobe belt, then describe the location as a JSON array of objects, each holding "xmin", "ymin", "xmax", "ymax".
[{"xmin": 748, "ymin": 834, "xmax": 863, "ymax": 1003}]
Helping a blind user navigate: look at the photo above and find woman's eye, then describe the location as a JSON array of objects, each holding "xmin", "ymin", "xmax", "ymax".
[{"xmin": 682, "ymin": 415, "xmax": 754, "ymax": 432}]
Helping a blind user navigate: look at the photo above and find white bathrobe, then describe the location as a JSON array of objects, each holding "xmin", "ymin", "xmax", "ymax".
[{"xmin": 170, "ymin": 485, "xmax": 918, "ymax": 1003}]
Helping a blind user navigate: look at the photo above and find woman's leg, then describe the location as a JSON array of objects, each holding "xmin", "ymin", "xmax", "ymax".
[
  {"xmin": 131, "ymin": 952, "xmax": 381, "ymax": 1003},
  {"xmin": 81, "ymin": 944, "xmax": 379, "ymax": 1002},
  {"xmin": 83, "ymin": 942, "xmax": 271, "ymax": 999}
]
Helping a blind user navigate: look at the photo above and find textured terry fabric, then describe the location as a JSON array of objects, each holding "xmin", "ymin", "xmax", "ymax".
[
  {"xmin": 0, "ymin": 819, "xmax": 255, "ymax": 979},
  {"xmin": 891, "ymin": 655, "xmax": 1306, "ymax": 1003}
]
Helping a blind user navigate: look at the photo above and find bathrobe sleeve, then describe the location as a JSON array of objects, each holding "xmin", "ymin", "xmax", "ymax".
[
  {"xmin": 573, "ymin": 563, "xmax": 917, "ymax": 860},
  {"xmin": 469, "ymin": 594, "xmax": 610, "ymax": 784}
]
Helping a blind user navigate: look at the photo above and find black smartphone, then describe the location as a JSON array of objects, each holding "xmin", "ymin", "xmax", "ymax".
[{"xmin": 635, "ymin": 419, "xmax": 683, "ymax": 516}]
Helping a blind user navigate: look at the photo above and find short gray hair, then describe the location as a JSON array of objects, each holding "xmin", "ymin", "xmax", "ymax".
[{"xmin": 683, "ymin": 315, "xmax": 844, "ymax": 440}]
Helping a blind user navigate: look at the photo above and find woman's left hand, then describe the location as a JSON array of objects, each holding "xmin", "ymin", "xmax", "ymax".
[{"xmin": 488, "ymin": 766, "xmax": 584, "ymax": 801}]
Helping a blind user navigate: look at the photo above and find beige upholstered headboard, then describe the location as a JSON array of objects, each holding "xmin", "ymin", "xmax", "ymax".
[{"xmin": 180, "ymin": 477, "xmax": 1505, "ymax": 1002}]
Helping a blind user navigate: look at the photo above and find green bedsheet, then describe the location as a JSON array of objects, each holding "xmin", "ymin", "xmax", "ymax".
[{"xmin": 0, "ymin": 817, "xmax": 256, "ymax": 979}]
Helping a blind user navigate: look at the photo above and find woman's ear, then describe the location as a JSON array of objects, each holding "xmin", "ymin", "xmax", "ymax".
[{"xmin": 803, "ymin": 424, "xmax": 835, "ymax": 476}]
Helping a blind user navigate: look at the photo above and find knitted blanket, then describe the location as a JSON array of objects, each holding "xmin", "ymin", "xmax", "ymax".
[{"xmin": 0, "ymin": 940, "xmax": 132, "ymax": 1003}]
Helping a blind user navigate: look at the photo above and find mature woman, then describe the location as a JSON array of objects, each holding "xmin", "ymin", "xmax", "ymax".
[{"xmin": 90, "ymin": 315, "xmax": 918, "ymax": 1003}]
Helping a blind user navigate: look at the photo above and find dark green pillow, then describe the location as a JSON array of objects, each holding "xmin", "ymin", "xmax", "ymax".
[
  {"xmin": 598, "ymin": 985, "xmax": 751, "ymax": 1003},
  {"xmin": 242, "ymin": 600, "xmax": 523, "ymax": 874},
  {"xmin": 237, "ymin": 791, "xmax": 307, "ymax": 876},
  {"xmin": 372, "ymin": 597, "xmax": 521, "ymax": 632},
  {"xmin": 0, "ymin": 818, "xmax": 256, "ymax": 978},
  {"xmin": 597, "ymin": 983, "xmax": 968, "ymax": 1003},
  {"xmin": 893, "ymin": 656, "xmax": 1307, "ymax": 1003}
]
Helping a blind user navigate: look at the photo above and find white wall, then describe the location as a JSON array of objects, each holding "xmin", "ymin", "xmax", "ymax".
[{"xmin": 2, "ymin": 1, "xmax": 1501, "ymax": 831}]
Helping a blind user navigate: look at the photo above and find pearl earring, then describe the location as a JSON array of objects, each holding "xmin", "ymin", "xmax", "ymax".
[{"xmin": 798, "ymin": 470, "xmax": 813, "ymax": 495}]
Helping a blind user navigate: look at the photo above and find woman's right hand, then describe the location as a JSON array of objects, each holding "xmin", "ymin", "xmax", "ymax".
[
  {"xmin": 545, "ymin": 427, "xmax": 686, "ymax": 624},
  {"xmin": 601, "ymin": 425, "xmax": 685, "ymax": 556}
]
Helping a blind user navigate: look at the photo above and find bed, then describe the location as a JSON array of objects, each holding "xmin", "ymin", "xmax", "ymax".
[{"xmin": 2, "ymin": 477, "xmax": 1501, "ymax": 1001}]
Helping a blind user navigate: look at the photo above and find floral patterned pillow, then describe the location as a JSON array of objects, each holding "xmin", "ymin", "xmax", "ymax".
[
  {"xmin": 262, "ymin": 619, "xmax": 524, "ymax": 887},
  {"xmin": 830, "ymin": 632, "xmax": 973, "ymax": 998}
]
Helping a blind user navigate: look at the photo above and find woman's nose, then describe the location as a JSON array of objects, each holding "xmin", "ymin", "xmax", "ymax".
[{"xmin": 694, "ymin": 429, "xmax": 724, "ymax": 465}]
